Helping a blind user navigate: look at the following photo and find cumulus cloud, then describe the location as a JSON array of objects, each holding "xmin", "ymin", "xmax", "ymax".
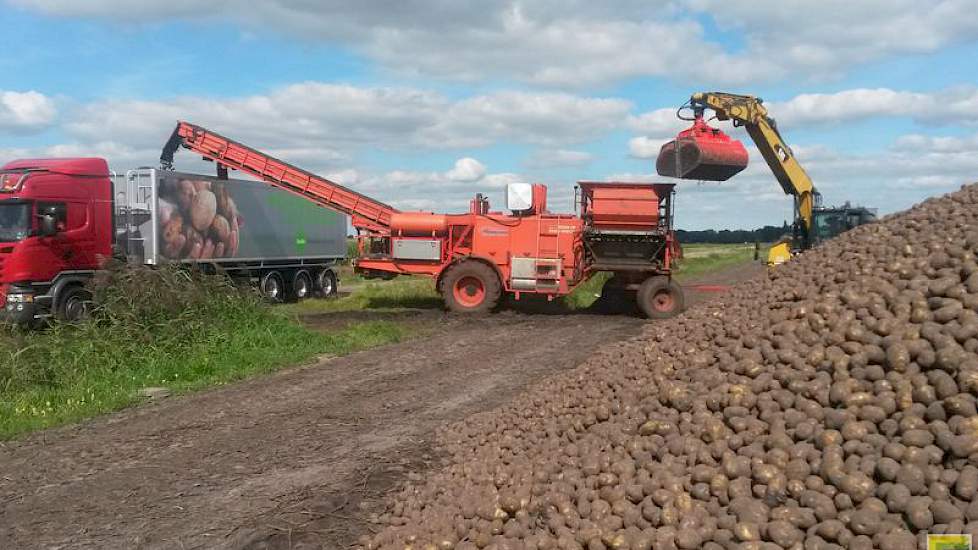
[
  {"xmin": 61, "ymin": 84, "xmax": 629, "ymax": 159},
  {"xmin": 0, "ymin": 90, "xmax": 57, "ymax": 133},
  {"xmin": 683, "ymin": 0, "xmax": 978, "ymax": 79},
  {"xmin": 769, "ymin": 87, "xmax": 978, "ymax": 126},
  {"xmin": 446, "ymin": 158, "xmax": 487, "ymax": 182},
  {"xmin": 628, "ymin": 137, "xmax": 669, "ymax": 160},
  {"xmin": 20, "ymin": 0, "xmax": 977, "ymax": 86},
  {"xmin": 524, "ymin": 149, "xmax": 593, "ymax": 169}
]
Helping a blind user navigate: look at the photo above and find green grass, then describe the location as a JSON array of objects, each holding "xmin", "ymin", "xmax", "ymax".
[
  {"xmin": 0, "ymin": 265, "xmax": 408, "ymax": 439},
  {"xmin": 673, "ymin": 243, "xmax": 762, "ymax": 281},
  {"xmin": 284, "ymin": 275, "xmax": 442, "ymax": 314},
  {"xmin": 562, "ymin": 272, "xmax": 612, "ymax": 310}
]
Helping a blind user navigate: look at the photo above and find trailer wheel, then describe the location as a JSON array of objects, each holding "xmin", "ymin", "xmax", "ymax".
[
  {"xmin": 259, "ymin": 271, "xmax": 285, "ymax": 303},
  {"xmin": 316, "ymin": 269, "xmax": 338, "ymax": 297},
  {"xmin": 440, "ymin": 261, "xmax": 501, "ymax": 314},
  {"xmin": 637, "ymin": 276, "xmax": 684, "ymax": 319},
  {"xmin": 288, "ymin": 270, "xmax": 313, "ymax": 302},
  {"xmin": 57, "ymin": 285, "xmax": 91, "ymax": 322}
]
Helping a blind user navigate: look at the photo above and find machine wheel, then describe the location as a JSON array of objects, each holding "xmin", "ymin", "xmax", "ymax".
[
  {"xmin": 440, "ymin": 261, "xmax": 501, "ymax": 314},
  {"xmin": 57, "ymin": 285, "xmax": 91, "ymax": 322},
  {"xmin": 259, "ymin": 271, "xmax": 285, "ymax": 303},
  {"xmin": 637, "ymin": 276, "xmax": 684, "ymax": 319},
  {"xmin": 316, "ymin": 268, "xmax": 338, "ymax": 297},
  {"xmin": 288, "ymin": 270, "xmax": 313, "ymax": 302}
]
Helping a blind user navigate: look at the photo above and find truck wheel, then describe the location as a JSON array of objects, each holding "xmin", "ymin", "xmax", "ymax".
[
  {"xmin": 57, "ymin": 285, "xmax": 91, "ymax": 322},
  {"xmin": 440, "ymin": 261, "xmax": 501, "ymax": 314},
  {"xmin": 316, "ymin": 269, "xmax": 338, "ymax": 297},
  {"xmin": 259, "ymin": 271, "xmax": 285, "ymax": 303},
  {"xmin": 288, "ymin": 270, "xmax": 313, "ymax": 302},
  {"xmin": 637, "ymin": 276, "xmax": 684, "ymax": 319}
]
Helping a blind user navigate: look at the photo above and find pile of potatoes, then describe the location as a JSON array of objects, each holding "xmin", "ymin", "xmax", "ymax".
[
  {"xmin": 159, "ymin": 178, "xmax": 241, "ymax": 260},
  {"xmin": 362, "ymin": 183, "xmax": 978, "ymax": 550}
]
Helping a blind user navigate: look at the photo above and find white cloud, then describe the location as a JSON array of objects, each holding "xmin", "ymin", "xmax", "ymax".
[
  {"xmin": 425, "ymin": 91, "xmax": 631, "ymax": 147},
  {"xmin": 769, "ymin": 87, "xmax": 978, "ymax": 126},
  {"xmin": 446, "ymin": 157, "xmax": 486, "ymax": 182},
  {"xmin": 22, "ymin": 1, "xmax": 977, "ymax": 86},
  {"xmin": 524, "ymin": 149, "xmax": 593, "ymax": 169},
  {"xmin": 18, "ymin": 0, "xmax": 978, "ymax": 87},
  {"xmin": 62, "ymin": 84, "xmax": 628, "ymax": 159},
  {"xmin": 0, "ymin": 90, "xmax": 57, "ymax": 133},
  {"xmin": 628, "ymin": 137, "xmax": 669, "ymax": 160},
  {"xmin": 684, "ymin": 0, "xmax": 978, "ymax": 79}
]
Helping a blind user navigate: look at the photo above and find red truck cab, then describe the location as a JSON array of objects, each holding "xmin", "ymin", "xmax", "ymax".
[{"xmin": 0, "ymin": 158, "xmax": 113, "ymax": 323}]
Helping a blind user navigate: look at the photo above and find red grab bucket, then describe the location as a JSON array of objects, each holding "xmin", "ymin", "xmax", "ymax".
[{"xmin": 656, "ymin": 116, "xmax": 749, "ymax": 182}]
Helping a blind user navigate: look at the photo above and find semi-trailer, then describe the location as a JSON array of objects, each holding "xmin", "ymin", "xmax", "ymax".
[{"xmin": 0, "ymin": 158, "xmax": 346, "ymax": 324}]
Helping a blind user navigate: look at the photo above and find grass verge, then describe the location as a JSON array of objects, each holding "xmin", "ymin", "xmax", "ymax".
[
  {"xmin": 284, "ymin": 275, "xmax": 442, "ymax": 314},
  {"xmin": 0, "ymin": 265, "xmax": 408, "ymax": 440},
  {"xmin": 674, "ymin": 243, "xmax": 762, "ymax": 281}
]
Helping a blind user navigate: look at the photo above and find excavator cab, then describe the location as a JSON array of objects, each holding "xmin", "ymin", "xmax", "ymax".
[{"xmin": 656, "ymin": 114, "xmax": 749, "ymax": 181}]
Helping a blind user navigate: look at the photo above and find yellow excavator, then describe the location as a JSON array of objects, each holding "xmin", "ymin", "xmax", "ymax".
[{"xmin": 656, "ymin": 91, "xmax": 876, "ymax": 265}]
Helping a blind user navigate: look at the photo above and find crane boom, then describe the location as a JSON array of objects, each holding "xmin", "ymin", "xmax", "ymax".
[
  {"xmin": 160, "ymin": 121, "xmax": 397, "ymax": 234},
  {"xmin": 688, "ymin": 92, "xmax": 817, "ymax": 246}
]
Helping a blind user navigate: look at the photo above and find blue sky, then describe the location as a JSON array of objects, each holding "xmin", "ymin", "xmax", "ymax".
[{"xmin": 2, "ymin": 1, "xmax": 978, "ymax": 229}]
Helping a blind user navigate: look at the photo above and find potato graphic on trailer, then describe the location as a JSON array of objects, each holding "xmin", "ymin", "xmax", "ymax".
[{"xmin": 156, "ymin": 172, "xmax": 345, "ymax": 263}]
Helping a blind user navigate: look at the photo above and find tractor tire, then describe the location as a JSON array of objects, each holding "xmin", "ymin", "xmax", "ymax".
[
  {"xmin": 637, "ymin": 276, "xmax": 684, "ymax": 319},
  {"xmin": 440, "ymin": 260, "xmax": 501, "ymax": 314}
]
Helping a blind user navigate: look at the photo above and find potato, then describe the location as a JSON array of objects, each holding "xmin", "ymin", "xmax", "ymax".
[
  {"xmin": 200, "ymin": 238, "xmax": 215, "ymax": 260},
  {"xmin": 210, "ymin": 214, "xmax": 231, "ymax": 244},
  {"xmin": 190, "ymin": 190, "xmax": 217, "ymax": 232},
  {"xmin": 358, "ymin": 184, "xmax": 978, "ymax": 550},
  {"xmin": 174, "ymin": 178, "xmax": 197, "ymax": 211}
]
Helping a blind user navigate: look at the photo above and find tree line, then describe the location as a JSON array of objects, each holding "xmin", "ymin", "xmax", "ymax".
[{"xmin": 676, "ymin": 223, "xmax": 789, "ymax": 244}]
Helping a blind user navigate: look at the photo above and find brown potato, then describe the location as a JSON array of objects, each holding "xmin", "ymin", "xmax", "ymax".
[
  {"xmin": 210, "ymin": 214, "xmax": 231, "ymax": 243},
  {"xmin": 190, "ymin": 190, "xmax": 217, "ymax": 232},
  {"xmin": 174, "ymin": 178, "xmax": 197, "ymax": 211}
]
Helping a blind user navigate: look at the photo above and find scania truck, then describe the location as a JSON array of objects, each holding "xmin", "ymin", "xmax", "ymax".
[{"xmin": 0, "ymin": 157, "xmax": 346, "ymax": 324}]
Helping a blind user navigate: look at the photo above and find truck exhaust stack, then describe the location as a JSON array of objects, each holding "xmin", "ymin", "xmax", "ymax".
[{"xmin": 655, "ymin": 115, "xmax": 748, "ymax": 181}]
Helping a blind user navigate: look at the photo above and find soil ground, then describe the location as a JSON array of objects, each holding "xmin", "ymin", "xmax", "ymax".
[{"xmin": 0, "ymin": 262, "xmax": 762, "ymax": 550}]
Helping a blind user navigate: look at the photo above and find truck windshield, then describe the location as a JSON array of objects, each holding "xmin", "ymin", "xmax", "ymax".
[{"xmin": 0, "ymin": 201, "xmax": 31, "ymax": 242}]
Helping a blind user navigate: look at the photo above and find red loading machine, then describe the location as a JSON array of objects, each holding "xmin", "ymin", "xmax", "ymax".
[{"xmin": 162, "ymin": 121, "xmax": 686, "ymax": 318}]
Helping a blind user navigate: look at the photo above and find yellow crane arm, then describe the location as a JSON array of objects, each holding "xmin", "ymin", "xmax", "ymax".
[{"xmin": 690, "ymin": 92, "xmax": 816, "ymax": 242}]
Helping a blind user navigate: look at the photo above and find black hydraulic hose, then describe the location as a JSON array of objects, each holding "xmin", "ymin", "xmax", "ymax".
[{"xmin": 159, "ymin": 123, "xmax": 184, "ymax": 170}]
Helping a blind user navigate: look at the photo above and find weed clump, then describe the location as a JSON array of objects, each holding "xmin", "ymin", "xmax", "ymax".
[{"xmin": 0, "ymin": 263, "xmax": 324, "ymax": 438}]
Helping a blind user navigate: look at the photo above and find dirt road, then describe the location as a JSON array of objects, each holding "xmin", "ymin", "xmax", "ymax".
[{"xmin": 0, "ymin": 264, "xmax": 761, "ymax": 550}]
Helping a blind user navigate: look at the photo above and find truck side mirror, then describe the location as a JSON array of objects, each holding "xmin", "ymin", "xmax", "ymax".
[{"xmin": 39, "ymin": 214, "xmax": 58, "ymax": 237}]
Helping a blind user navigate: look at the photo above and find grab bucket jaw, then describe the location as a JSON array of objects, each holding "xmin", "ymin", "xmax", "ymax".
[{"xmin": 656, "ymin": 116, "xmax": 748, "ymax": 182}]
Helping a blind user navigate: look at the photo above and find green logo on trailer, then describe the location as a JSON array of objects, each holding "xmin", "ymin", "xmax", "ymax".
[{"xmin": 295, "ymin": 231, "xmax": 307, "ymax": 253}]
